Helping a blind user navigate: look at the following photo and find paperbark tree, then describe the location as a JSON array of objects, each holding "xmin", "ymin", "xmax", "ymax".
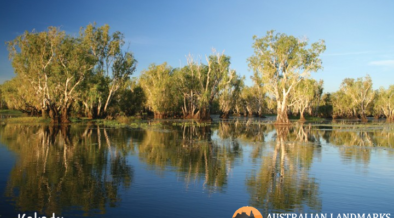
[
  {"xmin": 103, "ymin": 52, "xmax": 137, "ymax": 114},
  {"xmin": 56, "ymin": 35, "xmax": 96, "ymax": 122},
  {"xmin": 81, "ymin": 24, "xmax": 137, "ymax": 117},
  {"xmin": 173, "ymin": 64, "xmax": 199, "ymax": 118},
  {"xmin": 7, "ymin": 27, "xmax": 62, "ymax": 120},
  {"xmin": 248, "ymin": 30, "xmax": 325, "ymax": 124},
  {"xmin": 338, "ymin": 75, "xmax": 375, "ymax": 121},
  {"xmin": 291, "ymin": 79, "xmax": 323, "ymax": 121},
  {"xmin": 331, "ymin": 90, "xmax": 353, "ymax": 118},
  {"xmin": 313, "ymin": 80, "xmax": 324, "ymax": 116},
  {"xmin": 0, "ymin": 77, "xmax": 41, "ymax": 115},
  {"xmin": 374, "ymin": 85, "xmax": 394, "ymax": 121},
  {"xmin": 187, "ymin": 50, "xmax": 235, "ymax": 121},
  {"xmin": 7, "ymin": 26, "xmax": 98, "ymax": 122},
  {"xmin": 240, "ymin": 86, "xmax": 259, "ymax": 117},
  {"xmin": 139, "ymin": 63, "xmax": 176, "ymax": 118},
  {"xmin": 218, "ymin": 73, "xmax": 243, "ymax": 118},
  {"xmin": 253, "ymin": 80, "xmax": 267, "ymax": 117}
]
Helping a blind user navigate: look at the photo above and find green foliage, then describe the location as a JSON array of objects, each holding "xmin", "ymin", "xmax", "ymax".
[
  {"xmin": 183, "ymin": 51, "xmax": 240, "ymax": 120},
  {"xmin": 332, "ymin": 75, "xmax": 375, "ymax": 119},
  {"xmin": 6, "ymin": 26, "xmax": 96, "ymax": 122},
  {"xmin": 240, "ymin": 86, "xmax": 258, "ymax": 116},
  {"xmin": 291, "ymin": 78, "xmax": 323, "ymax": 120},
  {"xmin": 248, "ymin": 30, "xmax": 326, "ymax": 123},
  {"xmin": 6, "ymin": 25, "xmax": 394, "ymax": 123},
  {"xmin": 318, "ymin": 93, "xmax": 333, "ymax": 118},
  {"xmin": 137, "ymin": 51, "xmax": 240, "ymax": 120},
  {"xmin": 1, "ymin": 75, "xmax": 41, "ymax": 115},
  {"xmin": 139, "ymin": 63, "xmax": 177, "ymax": 117},
  {"xmin": 5, "ymin": 24, "xmax": 138, "ymax": 122},
  {"xmin": 374, "ymin": 85, "xmax": 394, "ymax": 120},
  {"xmin": 218, "ymin": 72, "xmax": 243, "ymax": 117},
  {"xmin": 78, "ymin": 23, "xmax": 137, "ymax": 118},
  {"xmin": 172, "ymin": 64, "xmax": 202, "ymax": 118}
]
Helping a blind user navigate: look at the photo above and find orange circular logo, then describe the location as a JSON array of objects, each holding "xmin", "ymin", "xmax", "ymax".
[{"xmin": 232, "ymin": 206, "xmax": 263, "ymax": 218}]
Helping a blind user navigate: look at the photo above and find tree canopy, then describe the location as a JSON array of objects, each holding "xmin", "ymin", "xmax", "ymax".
[
  {"xmin": 3, "ymin": 25, "xmax": 394, "ymax": 122},
  {"xmin": 248, "ymin": 30, "xmax": 326, "ymax": 124},
  {"xmin": 4, "ymin": 24, "xmax": 137, "ymax": 122}
]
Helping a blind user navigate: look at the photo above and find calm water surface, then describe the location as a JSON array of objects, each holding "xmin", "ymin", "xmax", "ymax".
[{"xmin": 0, "ymin": 119, "xmax": 393, "ymax": 217}]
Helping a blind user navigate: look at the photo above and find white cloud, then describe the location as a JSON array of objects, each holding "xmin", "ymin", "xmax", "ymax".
[{"xmin": 368, "ymin": 60, "xmax": 394, "ymax": 67}]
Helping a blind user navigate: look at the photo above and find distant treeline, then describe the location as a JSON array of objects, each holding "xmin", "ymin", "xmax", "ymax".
[{"xmin": 1, "ymin": 24, "xmax": 393, "ymax": 123}]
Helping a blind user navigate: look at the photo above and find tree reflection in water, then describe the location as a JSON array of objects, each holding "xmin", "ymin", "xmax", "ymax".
[
  {"xmin": 322, "ymin": 123, "xmax": 394, "ymax": 164},
  {"xmin": 1, "ymin": 120, "xmax": 393, "ymax": 215},
  {"xmin": 137, "ymin": 123, "xmax": 242, "ymax": 193},
  {"xmin": 218, "ymin": 119, "xmax": 271, "ymax": 142},
  {"xmin": 0, "ymin": 124, "xmax": 134, "ymax": 216},
  {"xmin": 244, "ymin": 121, "xmax": 394, "ymax": 213},
  {"xmin": 246, "ymin": 124, "xmax": 322, "ymax": 214}
]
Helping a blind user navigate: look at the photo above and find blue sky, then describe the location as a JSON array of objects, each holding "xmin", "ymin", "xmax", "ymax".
[{"xmin": 1, "ymin": 0, "xmax": 393, "ymax": 93}]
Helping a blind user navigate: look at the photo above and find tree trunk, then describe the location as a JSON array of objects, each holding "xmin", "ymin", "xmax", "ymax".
[
  {"xmin": 49, "ymin": 106, "xmax": 60, "ymax": 123},
  {"xmin": 352, "ymin": 108, "xmax": 357, "ymax": 119},
  {"xmin": 182, "ymin": 108, "xmax": 187, "ymax": 118},
  {"xmin": 258, "ymin": 107, "xmax": 263, "ymax": 117},
  {"xmin": 182, "ymin": 95, "xmax": 188, "ymax": 118},
  {"xmin": 87, "ymin": 110, "xmax": 94, "ymax": 119},
  {"xmin": 103, "ymin": 89, "xmax": 113, "ymax": 114},
  {"xmin": 299, "ymin": 109, "xmax": 306, "ymax": 122},
  {"xmin": 315, "ymin": 98, "xmax": 321, "ymax": 117},
  {"xmin": 96, "ymin": 99, "xmax": 103, "ymax": 118},
  {"xmin": 199, "ymin": 107, "xmax": 211, "ymax": 121},
  {"xmin": 154, "ymin": 112, "xmax": 166, "ymax": 119},
  {"xmin": 221, "ymin": 112, "xmax": 230, "ymax": 119},
  {"xmin": 42, "ymin": 108, "xmax": 49, "ymax": 118},
  {"xmin": 308, "ymin": 107, "xmax": 312, "ymax": 116},
  {"xmin": 361, "ymin": 102, "xmax": 367, "ymax": 121},
  {"xmin": 86, "ymin": 106, "xmax": 98, "ymax": 119},
  {"xmin": 61, "ymin": 106, "xmax": 71, "ymax": 123},
  {"xmin": 235, "ymin": 105, "xmax": 240, "ymax": 115},
  {"xmin": 276, "ymin": 102, "xmax": 290, "ymax": 124}
]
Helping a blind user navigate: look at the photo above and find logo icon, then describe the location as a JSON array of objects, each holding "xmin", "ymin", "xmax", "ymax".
[{"xmin": 232, "ymin": 206, "xmax": 263, "ymax": 218}]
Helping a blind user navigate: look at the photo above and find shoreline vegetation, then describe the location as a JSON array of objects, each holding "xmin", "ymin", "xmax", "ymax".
[
  {"xmin": 1, "ymin": 109, "xmax": 386, "ymax": 128},
  {"xmin": 1, "ymin": 24, "xmax": 393, "ymax": 124}
]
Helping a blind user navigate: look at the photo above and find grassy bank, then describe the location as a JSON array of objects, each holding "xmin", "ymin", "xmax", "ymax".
[
  {"xmin": 87, "ymin": 116, "xmax": 149, "ymax": 128},
  {"xmin": 1, "ymin": 112, "xmax": 329, "ymax": 126},
  {"xmin": 4, "ymin": 117, "xmax": 51, "ymax": 124},
  {"xmin": 288, "ymin": 115, "xmax": 326, "ymax": 122},
  {"xmin": 0, "ymin": 109, "xmax": 24, "ymax": 115},
  {"xmin": 2, "ymin": 114, "xmax": 145, "ymax": 126}
]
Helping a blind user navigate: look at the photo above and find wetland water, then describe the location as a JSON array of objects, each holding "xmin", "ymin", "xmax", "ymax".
[{"xmin": 0, "ymin": 119, "xmax": 393, "ymax": 217}]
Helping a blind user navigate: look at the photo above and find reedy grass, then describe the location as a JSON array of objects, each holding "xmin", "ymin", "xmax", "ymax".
[
  {"xmin": 4, "ymin": 117, "xmax": 51, "ymax": 123},
  {"xmin": 0, "ymin": 109, "xmax": 24, "ymax": 115}
]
